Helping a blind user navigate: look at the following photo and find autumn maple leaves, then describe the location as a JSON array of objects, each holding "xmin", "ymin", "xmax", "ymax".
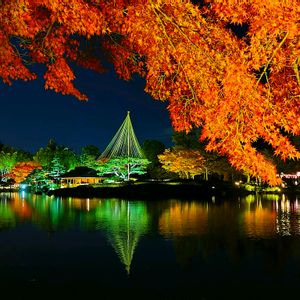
[{"xmin": 1, "ymin": 0, "xmax": 300, "ymax": 185}]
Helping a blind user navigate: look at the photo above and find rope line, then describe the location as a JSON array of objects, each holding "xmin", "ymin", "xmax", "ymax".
[{"xmin": 100, "ymin": 111, "xmax": 145, "ymax": 159}]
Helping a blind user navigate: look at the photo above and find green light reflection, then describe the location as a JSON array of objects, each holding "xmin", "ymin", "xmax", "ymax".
[
  {"xmin": 94, "ymin": 200, "xmax": 149, "ymax": 274},
  {"xmin": 0, "ymin": 197, "xmax": 16, "ymax": 229},
  {"xmin": 0, "ymin": 193, "xmax": 149, "ymax": 274}
]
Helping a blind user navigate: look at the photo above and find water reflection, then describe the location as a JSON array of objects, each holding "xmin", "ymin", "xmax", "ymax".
[
  {"xmin": 0, "ymin": 195, "xmax": 16, "ymax": 230},
  {"xmin": 240, "ymin": 195, "xmax": 277, "ymax": 238},
  {"xmin": 0, "ymin": 193, "xmax": 149, "ymax": 274},
  {"xmin": 159, "ymin": 201, "xmax": 209, "ymax": 236},
  {"xmin": 156, "ymin": 194, "xmax": 300, "ymax": 278},
  {"xmin": 1, "ymin": 192, "xmax": 300, "ymax": 278},
  {"xmin": 93, "ymin": 200, "xmax": 149, "ymax": 274},
  {"xmin": 2, "ymin": 192, "xmax": 300, "ymax": 239},
  {"xmin": 158, "ymin": 194, "xmax": 300, "ymax": 239},
  {"xmin": 275, "ymin": 194, "xmax": 300, "ymax": 236}
]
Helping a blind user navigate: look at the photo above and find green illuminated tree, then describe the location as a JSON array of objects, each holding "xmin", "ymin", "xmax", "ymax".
[
  {"xmin": 99, "ymin": 112, "xmax": 149, "ymax": 181},
  {"xmin": 97, "ymin": 157, "xmax": 150, "ymax": 182},
  {"xmin": 34, "ymin": 140, "xmax": 79, "ymax": 174},
  {"xmin": 25, "ymin": 168, "xmax": 54, "ymax": 192},
  {"xmin": 34, "ymin": 139, "xmax": 58, "ymax": 169},
  {"xmin": 56, "ymin": 147, "xmax": 79, "ymax": 171},
  {"xmin": 48, "ymin": 154, "xmax": 66, "ymax": 179},
  {"xmin": 0, "ymin": 151, "xmax": 18, "ymax": 177},
  {"xmin": 33, "ymin": 140, "xmax": 79, "ymax": 190}
]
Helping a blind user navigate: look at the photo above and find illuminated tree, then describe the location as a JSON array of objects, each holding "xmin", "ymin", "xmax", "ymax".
[
  {"xmin": 48, "ymin": 154, "xmax": 66, "ymax": 179},
  {"xmin": 32, "ymin": 141, "xmax": 78, "ymax": 189},
  {"xmin": 1, "ymin": 1, "xmax": 300, "ymax": 185},
  {"xmin": 34, "ymin": 139, "xmax": 58, "ymax": 168},
  {"xmin": 97, "ymin": 157, "xmax": 150, "ymax": 182},
  {"xmin": 6, "ymin": 161, "xmax": 42, "ymax": 184},
  {"xmin": 264, "ymin": 136, "xmax": 300, "ymax": 175},
  {"xmin": 0, "ymin": 151, "xmax": 18, "ymax": 177},
  {"xmin": 158, "ymin": 149, "xmax": 205, "ymax": 179},
  {"xmin": 34, "ymin": 140, "xmax": 79, "ymax": 173},
  {"xmin": 172, "ymin": 130, "xmax": 239, "ymax": 181},
  {"xmin": 99, "ymin": 111, "xmax": 149, "ymax": 181},
  {"xmin": 25, "ymin": 168, "xmax": 54, "ymax": 192},
  {"xmin": 0, "ymin": 146, "xmax": 32, "ymax": 180},
  {"xmin": 53, "ymin": 147, "xmax": 79, "ymax": 172}
]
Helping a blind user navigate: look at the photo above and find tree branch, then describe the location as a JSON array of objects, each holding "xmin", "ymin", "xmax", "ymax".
[{"xmin": 256, "ymin": 32, "xmax": 288, "ymax": 87}]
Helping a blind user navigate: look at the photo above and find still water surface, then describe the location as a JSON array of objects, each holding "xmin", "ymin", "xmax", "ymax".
[{"xmin": 1, "ymin": 192, "xmax": 300, "ymax": 299}]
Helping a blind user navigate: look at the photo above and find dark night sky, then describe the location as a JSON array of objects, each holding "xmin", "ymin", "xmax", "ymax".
[{"xmin": 0, "ymin": 65, "xmax": 173, "ymax": 154}]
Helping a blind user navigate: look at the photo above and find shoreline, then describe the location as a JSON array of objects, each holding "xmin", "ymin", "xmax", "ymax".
[
  {"xmin": 2, "ymin": 182, "xmax": 299, "ymax": 199},
  {"xmin": 45, "ymin": 182, "xmax": 294, "ymax": 199},
  {"xmin": 46, "ymin": 183, "xmax": 233, "ymax": 199}
]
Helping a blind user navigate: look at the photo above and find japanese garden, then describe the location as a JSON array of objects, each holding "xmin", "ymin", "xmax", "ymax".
[{"xmin": 1, "ymin": 1, "xmax": 300, "ymax": 299}]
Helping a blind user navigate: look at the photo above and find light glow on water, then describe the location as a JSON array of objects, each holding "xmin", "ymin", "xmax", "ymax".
[{"xmin": 1, "ymin": 192, "xmax": 300, "ymax": 298}]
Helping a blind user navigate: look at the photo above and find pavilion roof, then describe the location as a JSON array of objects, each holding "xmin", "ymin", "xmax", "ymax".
[{"xmin": 60, "ymin": 166, "xmax": 100, "ymax": 178}]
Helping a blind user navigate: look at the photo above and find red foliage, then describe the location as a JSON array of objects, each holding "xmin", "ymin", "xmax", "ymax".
[
  {"xmin": 7, "ymin": 161, "xmax": 42, "ymax": 184},
  {"xmin": 1, "ymin": 0, "xmax": 300, "ymax": 185}
]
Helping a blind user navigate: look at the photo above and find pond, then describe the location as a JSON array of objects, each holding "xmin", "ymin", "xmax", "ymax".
[{"xmin": 1, "ymin": 192, "xmax": 300, "ymax": 299}]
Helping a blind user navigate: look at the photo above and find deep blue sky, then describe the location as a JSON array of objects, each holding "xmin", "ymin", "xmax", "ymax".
[{"xmin": 0, "ymin": 65, "xmax": 173, "ymax": 154}]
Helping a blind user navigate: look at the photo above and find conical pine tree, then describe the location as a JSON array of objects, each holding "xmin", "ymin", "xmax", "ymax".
[{"xmin": 98, "ymin": 112, "xmax": 149, "ymax": 181}]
